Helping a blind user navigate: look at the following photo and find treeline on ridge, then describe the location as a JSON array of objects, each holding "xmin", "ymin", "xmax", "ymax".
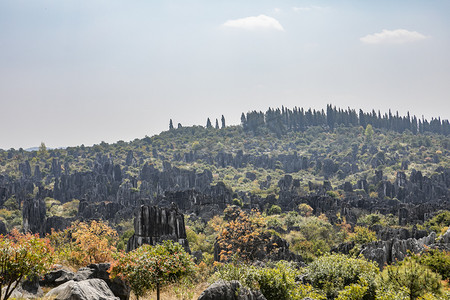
[{"xmin": 240, "ymin": 105, "xmax": 450, "ymax": 136}]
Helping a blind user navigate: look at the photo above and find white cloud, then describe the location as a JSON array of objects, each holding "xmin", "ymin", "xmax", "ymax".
[
  {"xmin": 273, "ymin": 8, "xmax": 282, "ymax": 14},
  {"xmin": 222, "ymin": 15, "xmax": 284, "ymax": 31},
  {"xmin": 360, "ymin": 29, "xmax": 428, "ymax": 44}
]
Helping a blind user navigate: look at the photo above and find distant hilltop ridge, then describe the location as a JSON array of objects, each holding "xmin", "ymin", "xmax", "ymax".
[
  {"xmin": 170, "ymin": 104, "xmax": 450, "ymax": 137},
  {"xmin": 4, "ymin": 104, "xmax": 450, "ymax": 152}
]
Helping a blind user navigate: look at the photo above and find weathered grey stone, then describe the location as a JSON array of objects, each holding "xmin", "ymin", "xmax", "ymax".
[
  {"xmin": 360, "ymin": 232, "xmax": 438, "ymax": 269},
  {"xmin": 40, "ymin": 268, "xmax": 75, "ymax": 287},
  {"xmin": 73, "ymin": 264, "xmax": 130, "ymax": 300},
  {"xmin": 45, "ymin": 279, "xmax": 119, "ymax": 300},
  {"xmin": 5, "ymin": 276, "xmax": 44, "ymax": 299},
  {"xmin": 0, "ymin": 220, "xmax": 7, "ymax": 235},
  {"xmin": 22, "ymin": 198, "xmax": 46, "ymax": 234},
  {"xmin": 197, "ymin": 280, "xmax": 266, "ymax": 300},
  {"xmin": 127, "ymin": 204, "xmax": 190, "ymax": 253}
]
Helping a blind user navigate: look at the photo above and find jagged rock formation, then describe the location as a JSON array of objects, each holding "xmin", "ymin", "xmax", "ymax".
[
  {"xmin": 0, "ymin": 220, "xmax": 6, "ymax": 235},
  {"xmin": 0, "ymin": 174, "xmax": 35, "ymax": 208},
  {"xmin": 333, "ymin": 230, "xmax": 450, "ymax": 269},
  {"xmin": 127, "ymin": 204, "xmax": 190, "ymax": 253},
  {"xmin": 22, "ymin": 198, "xmax": 46, "ymax": 233},
  {"xmin": 360, "ymin": 232, "xmax": 438, "ymax": 269},
  {"xmin": 198, "ymin": 281, "xmax": 267, "ymax": 300},
  {"xmin": 179, "ymin": 150, "xmax": 311, "ymax": 174},
  {"xmin": 370, "ymin": 225, "xmax": 428, "ymax": 241},
  {"xmin": 2, "ymin": 146, "xmax": 448, "ymax": 246},
  {"xmin": 251, "ymin": 169, "xmax": 450, "ymax": 226},
  {"xmin": 78, "ymin": 200, "xmax": 129, "ymax": 222},
  {"xmin": 153, "ymin": 182, "xmax": 233, "ymax": 220},
  {"xmin": 53, "ymin": 155, "xmax": 122, "ymax": 203},
  {"xmin": 42, "ymin": 216, "xmax": 74, "ymax": 235},
  {"xmin": 125, "ymin": 150, "xmax": 137, "ymax": 167}
]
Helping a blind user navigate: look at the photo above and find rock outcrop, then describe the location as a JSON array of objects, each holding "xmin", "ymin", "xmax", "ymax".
[
  {"xmin": 197, "ymin": 280, "xmax": 266, "ymax": 300},
  {"xmin": 127, "ymin": 204, "xmax": 190, "ymax": 253},
  {"xmin": 0, "ymin": 220, "xmax": 6, "ymax": 235},
  {"xmin": 45, "ymin": 279, "xmax": 119, "ymax": 300},
  {"xmin": 360, "ymin": 232, "xmax": 437, "ymax": 269},
  {"xmin": 40, "ymin": 268, "xmax": 75, "ymax": 287},
  {"xmin": 22, "ymin": 198, "xmax": 46, "ymax": 234},
  {"xmin": 41, "ymin": 264, "xmax": 129, "ymax": 300}
]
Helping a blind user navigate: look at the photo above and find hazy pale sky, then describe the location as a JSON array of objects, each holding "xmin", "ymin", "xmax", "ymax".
[{"xmin": 1, "ymin": 0, "xmax": 449, "ymax": 149}]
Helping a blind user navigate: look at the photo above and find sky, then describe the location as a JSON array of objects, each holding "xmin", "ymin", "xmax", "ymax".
[{"xmin": 1, "ymin": 0, "xmax": 449, "ymax": 149}]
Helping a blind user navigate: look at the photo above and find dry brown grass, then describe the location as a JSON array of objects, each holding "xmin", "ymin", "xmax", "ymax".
[{"xmin": 132, "ymin": 282, "xmax": 209, "ymax": 300}]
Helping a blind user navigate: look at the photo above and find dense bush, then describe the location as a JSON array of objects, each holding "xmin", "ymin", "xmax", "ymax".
[
  {"xmin": 377, "ymin": 258, "xmax": 443, "ymax": 300},
  {"xmin": 267, "ymin": 204, "xmax": 282, "ymax": 215},
  {"xmin": 424, "ymin": 211, "xmax": 450, "ymax": 235},
  {"xmin": 213, "ymin": 260, "xmax": 325, "ymax": 300},
  {"xmin": 306, "ymin": 253, "xmax": 379, "ymax": 299},
  {"xmin": 414, "ymin": 249, "xmax": 450, "ymax": 281},
  {"xmin": 347, "ymin": 226, "xmax": 377, "ymax": 245}
]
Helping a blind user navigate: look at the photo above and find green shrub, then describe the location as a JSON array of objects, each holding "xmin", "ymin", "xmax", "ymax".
[
  {"xmin": 306, "ymin": 253, "xmax": 379, "ymax": 299},
  {"xmin": 298, "ymin": 203, "xmax": 313, "ymax": 217},
  {"xmin": 336, "ymin": 279, "xmax": 369, "ymax": 300},
  {"xmin": 267, "ymin": 205, "xmax": 282, "ymax": 215},
  {"xmin": 326, "ymin": 191, "xmax": 340, "ymax": 198},
  {"xmin": 424, "ymin": 211, "xmax": 450, "ymax": 235},
  {"xmin": 375, "ymin": 286, "xmax": 409, "ymax": 300},
  {"xmin": 257, "ymin": 263, "xmax": 294, "ymax": 300},
  {"xmin": 415, "ymin": 249, "xmax": 450, "ymax": 281},
  {"xmin": 3, "ymin": 197, "xmax": 18, "ymax": 210},
  {"xmin": 377, "ymin": 258, "xmax": 443, "ymax": 300},
  {"xmin": 348, "ymin": 226, "xmax": 377, "ymax": 245},
  {"xmin": 213, "ymin": 260, "xmax": 325, "ymax": 300},
  {"xmin": 232, "ymin": 198, "xmax": 243, "ymax": 207}
]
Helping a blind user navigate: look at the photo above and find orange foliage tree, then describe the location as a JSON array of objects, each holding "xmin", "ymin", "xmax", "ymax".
[
  {"xmin": 0, "ymin": 229, "xmax": 53, "ymax": 300},
  {"xmin": 48, "ymin": 220, "xmax": 118, "ymax": 267},
  {"xmin": 215, "ymin": 207, "xmax": 270, "ymax": 262}
]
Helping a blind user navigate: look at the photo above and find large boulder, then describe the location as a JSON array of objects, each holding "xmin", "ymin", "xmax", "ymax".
[
  {"xmin": 4, "ymin": 276, "xmax": 43, "ymax": 299},
  {"xmin": 197, "ymin": 280, "xmax": 266, "ymax": 300},
  {"xmin": 45, "ymin": 279, "xmax": 119, "ymax": 300},
  {"xmin": 40, "ymin": 267, "xmax": 75, "ymax": 286},
  {"xmin": 74, "ymin": 264, "xmax": 130, "ymax": 300}
]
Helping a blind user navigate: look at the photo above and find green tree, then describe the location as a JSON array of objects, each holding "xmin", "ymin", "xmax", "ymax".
[
  {"xmin": 110, "ymin": 240, "xmax": 195, "ymax": 300},
  {"xmin": 0, "ymin": 229, "xmax": 53, "ymax": 300},
  {"xmin": 365, "ymin": 124, "xmax": 374, "ymax": 143},
  {"xmin": 206, "ymin": 118, "xmax": 212, "ymax": 128},
  {"xmin": 37, "ymin": 142, "xmax": 48, "ymax": 158}
]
